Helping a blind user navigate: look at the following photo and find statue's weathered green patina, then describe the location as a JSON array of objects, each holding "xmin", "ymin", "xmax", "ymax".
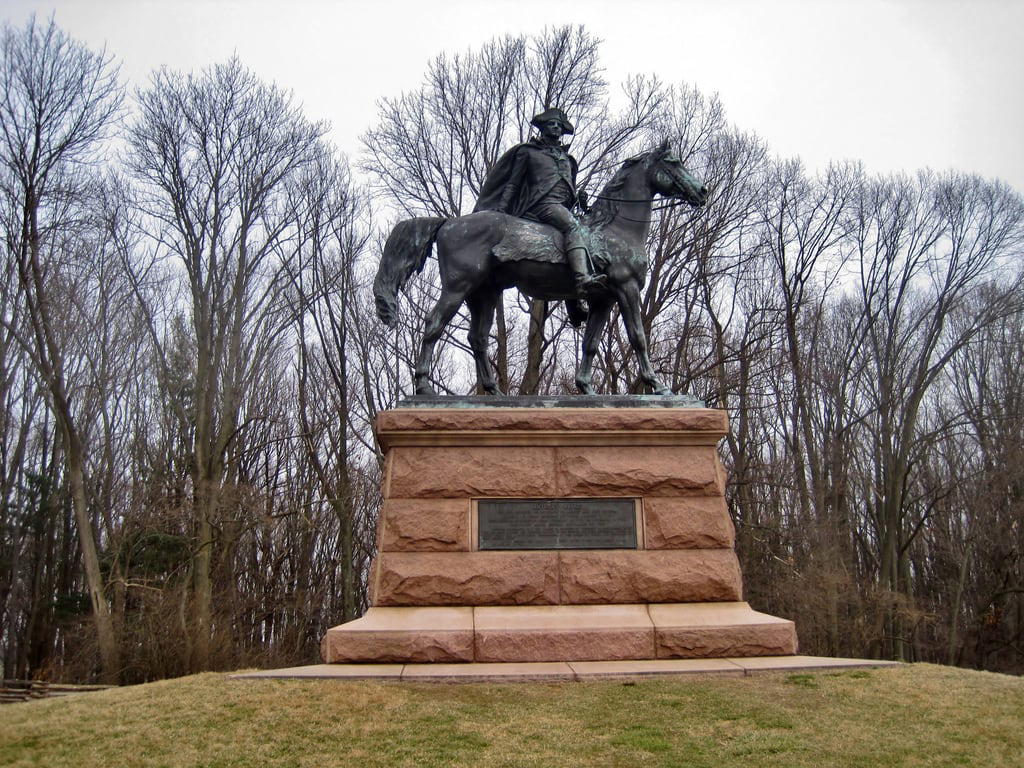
[{"xmin": 373, "ymin": 109, "xmax": 708, "ymax": 396}]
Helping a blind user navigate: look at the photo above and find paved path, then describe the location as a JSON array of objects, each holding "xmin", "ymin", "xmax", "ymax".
[{"xmin": 232, "ymin": 655, "xmax": 899, "ymax": 683}]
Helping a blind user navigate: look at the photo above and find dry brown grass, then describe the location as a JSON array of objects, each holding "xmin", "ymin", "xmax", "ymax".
[{"xmin": 0, "ymin": 664, "xmax": 1021, "ymax": 767}]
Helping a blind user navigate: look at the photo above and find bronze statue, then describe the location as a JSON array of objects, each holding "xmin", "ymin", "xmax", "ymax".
[
  {"xmin": 373, "ymin": 136, "xmax": 708, "ymax": 396},
  {"xmin": 474, "ymin": 108, "xmax": 605, "ymax": 299}
]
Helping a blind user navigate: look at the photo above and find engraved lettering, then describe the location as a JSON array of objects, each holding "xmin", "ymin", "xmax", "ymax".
[{"xmin": 477, "ymin": 498, "xmax": 637, "ymax": 550}]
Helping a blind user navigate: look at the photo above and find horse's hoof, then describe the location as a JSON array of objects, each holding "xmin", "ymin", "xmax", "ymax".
[
  {"xmin": 654, "ymin": 386, "xmax": 674, "ymax": 396},
  {"xmin": 414, "ymin": 383, "xmax": 435, "ymax": 395},
  {"xmin": 483, "ymin": 387, "xmax": 505, "ymax": 396},
  {"xmin": 575, "ymin": 380, "xmax": 596, "ymax": 395}
]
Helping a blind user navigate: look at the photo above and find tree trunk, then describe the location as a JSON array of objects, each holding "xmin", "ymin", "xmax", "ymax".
[
  {"xmin": 191, "ymin": 482, "xmax": 215, "ymax": 671},
  {"xmin": 494, "ymin": 294, "xmax": 509, "ymax": 394},
  {"xmin": 520, "ymin": 300, "xmax": 547, "ymax": 395},
  {"xmin": 64, "ymin": 427, "xmax": 120, "ymax": 684}
]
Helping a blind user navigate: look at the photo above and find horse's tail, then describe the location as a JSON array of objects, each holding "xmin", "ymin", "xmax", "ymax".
[{"xmin": 373, "ymin": 217, "xmax": 447, "ymax": 328}]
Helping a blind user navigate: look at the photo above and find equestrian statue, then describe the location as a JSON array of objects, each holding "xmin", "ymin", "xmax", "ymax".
[{"xmin": 373, "ymin": 107, "xmax": 708, "ymax": 396}]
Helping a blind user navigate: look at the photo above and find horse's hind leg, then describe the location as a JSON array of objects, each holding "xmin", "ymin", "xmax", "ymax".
[
  {"xmin": 414, "ymin": 288, "xmax": 465, "ymax": 395},
  {"xmin": 575, "ymin": 297, "xmax": 612, "ymax": 394},
  {"xmin": 466, "ymin": 288, "xmax": 503, "ymax": 395}
]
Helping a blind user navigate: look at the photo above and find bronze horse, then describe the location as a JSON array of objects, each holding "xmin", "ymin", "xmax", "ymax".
[{"xmin": 373, "ymin": 140, "xmax": 708, "ymax": 395}]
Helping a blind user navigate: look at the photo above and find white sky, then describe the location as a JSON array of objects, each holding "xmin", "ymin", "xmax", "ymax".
[{"xmin": 5, "ymin": 0, "xmax": 1024, "ymax": 192}]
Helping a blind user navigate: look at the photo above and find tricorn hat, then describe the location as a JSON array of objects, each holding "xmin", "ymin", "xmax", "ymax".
[{"xmin": 531, "ymin": 107, "xmax": 574, "ymax": 135}]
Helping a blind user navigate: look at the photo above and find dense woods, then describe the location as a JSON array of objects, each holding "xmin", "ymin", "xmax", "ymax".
[{"xmin": 1, "ymin": 18, "xmax": 1021, "ymax": 683}]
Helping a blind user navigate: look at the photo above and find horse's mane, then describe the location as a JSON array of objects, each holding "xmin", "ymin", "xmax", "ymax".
[{"xmin": 584, "ymin": 155, "xmax": 645, "ymax": 228}]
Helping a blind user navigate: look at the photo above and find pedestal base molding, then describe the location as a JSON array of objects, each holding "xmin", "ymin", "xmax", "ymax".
[{"xmin": 321, "ymin": 602, "xmax": 797, "ymax": 664}]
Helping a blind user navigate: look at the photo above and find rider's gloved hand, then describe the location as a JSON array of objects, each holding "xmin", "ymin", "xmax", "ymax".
[{"xmin": 576, "ymin": 189, "xmax": 589, "ymax": 214}]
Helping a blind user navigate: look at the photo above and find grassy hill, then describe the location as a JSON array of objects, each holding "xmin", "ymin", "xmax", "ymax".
[{"xmin": 0, "ymin": 663, "xmax": 1020, "ymax": 767}]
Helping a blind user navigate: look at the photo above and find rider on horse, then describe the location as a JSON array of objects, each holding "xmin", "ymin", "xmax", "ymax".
[{"xmin": 473, "ymin": 107, "xmax": 607, "ymax": 300}]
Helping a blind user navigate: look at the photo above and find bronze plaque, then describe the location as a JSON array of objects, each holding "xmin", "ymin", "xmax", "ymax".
[{"xmin": 477, "ymin": 498, "xmax": 637, "ymax": 550}]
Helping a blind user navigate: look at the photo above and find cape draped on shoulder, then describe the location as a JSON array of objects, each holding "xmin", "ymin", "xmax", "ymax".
[{"xmin": 473, "ymin": 139, "xmax": 579, "ymax": 217}]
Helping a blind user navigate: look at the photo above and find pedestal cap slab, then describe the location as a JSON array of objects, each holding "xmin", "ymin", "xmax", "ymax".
[
  {"xmin": 644, "ymin": 497, "xmax": 735, "ymax": 549},
  {"xmin": 473, "ymin": 604, "xmax": 656, "ymax": 663},
  {"xmin": 374, "ymin": 551, "xmax": 560, "ymax": 606},
  {"xmin": 559, "ymin": 550, "xmax": 742, "ymax": 604},
  {"xmin": 394, "ymin": 394, "xmax": 709, "ymax": 409},
  {"xmin": 377, "ymin": 405, "xmax": 727, "ymax": 449},
  {"xmin": 320, "ymin": 607, "xmax": 474, "ymax": 663}
]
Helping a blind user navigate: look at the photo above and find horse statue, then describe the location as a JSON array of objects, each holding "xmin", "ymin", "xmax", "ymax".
[{"xmin": 373, "ymin": 139, "xmax": 708, "ymax": 395}]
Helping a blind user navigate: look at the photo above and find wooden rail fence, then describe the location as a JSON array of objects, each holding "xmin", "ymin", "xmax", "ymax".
[{"xmin": 1, "ymin": 679, "xmax": 112, "ymax": 704}]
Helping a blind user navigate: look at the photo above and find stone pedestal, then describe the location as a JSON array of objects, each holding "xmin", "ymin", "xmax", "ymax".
[{"xmin": 321, "ymin": 399, "xmax": 797, "ymax": 663}]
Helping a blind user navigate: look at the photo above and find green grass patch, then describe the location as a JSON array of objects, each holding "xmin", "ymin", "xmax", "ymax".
[
  {"xmin": 785, "ymin": 673, "xmax": 819, "ymax": 688},
  {"xmin": 0, "ymin": 664, "xmax": 1020, "ymax": 767}
]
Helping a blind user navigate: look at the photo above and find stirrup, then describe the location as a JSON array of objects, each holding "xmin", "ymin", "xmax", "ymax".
[{"xmin": 575, "ymin": 273, "xmax": 608, "ymax": 298}]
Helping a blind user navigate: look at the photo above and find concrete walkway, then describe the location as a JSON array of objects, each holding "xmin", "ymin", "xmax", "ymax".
[{"xmin": 231, "ymin": 655, "xmax": 899, "ymax": 683}]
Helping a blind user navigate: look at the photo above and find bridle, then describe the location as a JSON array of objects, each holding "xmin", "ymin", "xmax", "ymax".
[
  {"xmin": 588, "ymin": 194, "xmax": 691, "ymax": 223},
  {"xmin": 588, "ymin": 158, "xmax": 702, "ymax": 221}
]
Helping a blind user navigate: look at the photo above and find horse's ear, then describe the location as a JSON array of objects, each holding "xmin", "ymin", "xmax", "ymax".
[{"xmin": 658, "ymin": 137, "xmax": 671, "ymax": 155}]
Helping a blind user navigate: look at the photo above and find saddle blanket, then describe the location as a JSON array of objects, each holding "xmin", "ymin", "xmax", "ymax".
[{"xmin": 492, "ymin": 217, "xmax": 607, "ymax": 269}]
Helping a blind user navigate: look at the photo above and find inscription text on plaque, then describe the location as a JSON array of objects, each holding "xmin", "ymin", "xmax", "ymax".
[{"xmin": 477, "ymin": 498, "xmax": 638, "ymax": 550}]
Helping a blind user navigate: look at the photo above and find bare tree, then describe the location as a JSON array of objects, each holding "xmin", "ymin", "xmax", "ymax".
[
  {"xmin": 850, "ymin": 172, "xmax": 1024, "ymax": 659},
  {"xmin": 940, "ymin": 298, "xmax": 1024, "ymax": 669},
  {"xmin": 0, "ymin": 16, "xmax": 123, "ymax": 683},
  {"xmin": 126, "ymin": 57, "xmax": 325, "ymax": 670},
  {"xmin": 286, "ymin": 147, "xmax": 372, "ymax": 622}
]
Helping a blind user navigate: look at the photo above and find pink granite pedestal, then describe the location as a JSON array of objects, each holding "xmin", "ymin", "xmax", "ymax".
[{"xmin": 321, "ymin": 405, "xmax": 797, "ymax": 664}]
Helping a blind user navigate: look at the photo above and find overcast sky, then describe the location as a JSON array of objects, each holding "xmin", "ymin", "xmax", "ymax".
[{"xmin": 5, "ymin": 0, "xmax": 1024, "ymax": 192}]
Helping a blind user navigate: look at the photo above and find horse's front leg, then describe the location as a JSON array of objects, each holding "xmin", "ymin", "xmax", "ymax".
[
  {"xmin": 575, "ymin": 297, "xmax": 612, "ymax": 394},
  {"xmin": 414, "ymin": 288, "xmax": 465, "ymax": 395},
  {"xmin": 611, "ymin": 278, "xmax": 673, "ymax": 396},
  {"xmin": 466, "ymin": 289, "xmax": 504, "ymax": 395}
]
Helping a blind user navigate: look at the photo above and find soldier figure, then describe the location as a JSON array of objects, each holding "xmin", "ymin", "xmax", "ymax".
[{"xmin": 474, "ymin": 107, "xmax": 607, "ymax": 298}]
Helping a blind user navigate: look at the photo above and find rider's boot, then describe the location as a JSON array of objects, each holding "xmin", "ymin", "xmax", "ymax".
[{"xmin": 566, "ymin": 245, "xmax": 607, "ymax": 300}]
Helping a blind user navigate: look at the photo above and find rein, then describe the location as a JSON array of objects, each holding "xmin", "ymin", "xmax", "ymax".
[{"xmin": 589, "ymin": 194, "xmax": 687, "ymax": 223}]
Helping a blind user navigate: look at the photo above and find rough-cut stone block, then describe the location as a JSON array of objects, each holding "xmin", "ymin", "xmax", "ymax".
[
  {"xmin": 374, "ymin": 552, "xmax": 560, "ymax": 606},
  {"xmin": 381, "ymin": 498, "xmax": 469, "ymax": 552},
  {"xmin": 556, "ymin": 446, "xmax": 724, "ymax": 496},
  {"xmin": 376, "ymin": 407, "xmax": 728, "ymax": 438},
  {"xmin": 366, "ymin": 556, "xmax": 379, "ymax": 606},
  {"xmin": 644, "ymin": 497, "xmax": 735, "ymax": 549},
  {"xmin": 656, "ymin": 622, "xmax": 797, "ymax": 659},
  {"xmin": 473, "ymin": 604, "xmax": 655, "ymax": 663},
  {"xmin": 559, "ymin": 550, "xmax": 742, "ymax": 604},
  {"xmin": 387, "ymin": 446, "xmax": 556, "ymax": 498},
  {"xmin": 320, "ymin": 607, "xmax": 474, "ymax": 663},
  {"xmin": 649, "ymin": 602, "xmax": 797, "ymax": 659}
]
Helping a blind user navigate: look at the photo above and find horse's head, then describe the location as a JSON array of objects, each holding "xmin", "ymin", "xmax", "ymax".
[{"xmin": 645, "ymin": 138, "xmax": 708, "ymax": 207}]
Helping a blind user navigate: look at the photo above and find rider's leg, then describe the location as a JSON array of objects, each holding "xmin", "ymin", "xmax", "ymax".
[
  {"xmin": 530, "ymin": 204, "xmax": 606, "ymax": 298},
  {"xmin": 566, "ymin": 246, "xmax": 607, "ymax": 297}
]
